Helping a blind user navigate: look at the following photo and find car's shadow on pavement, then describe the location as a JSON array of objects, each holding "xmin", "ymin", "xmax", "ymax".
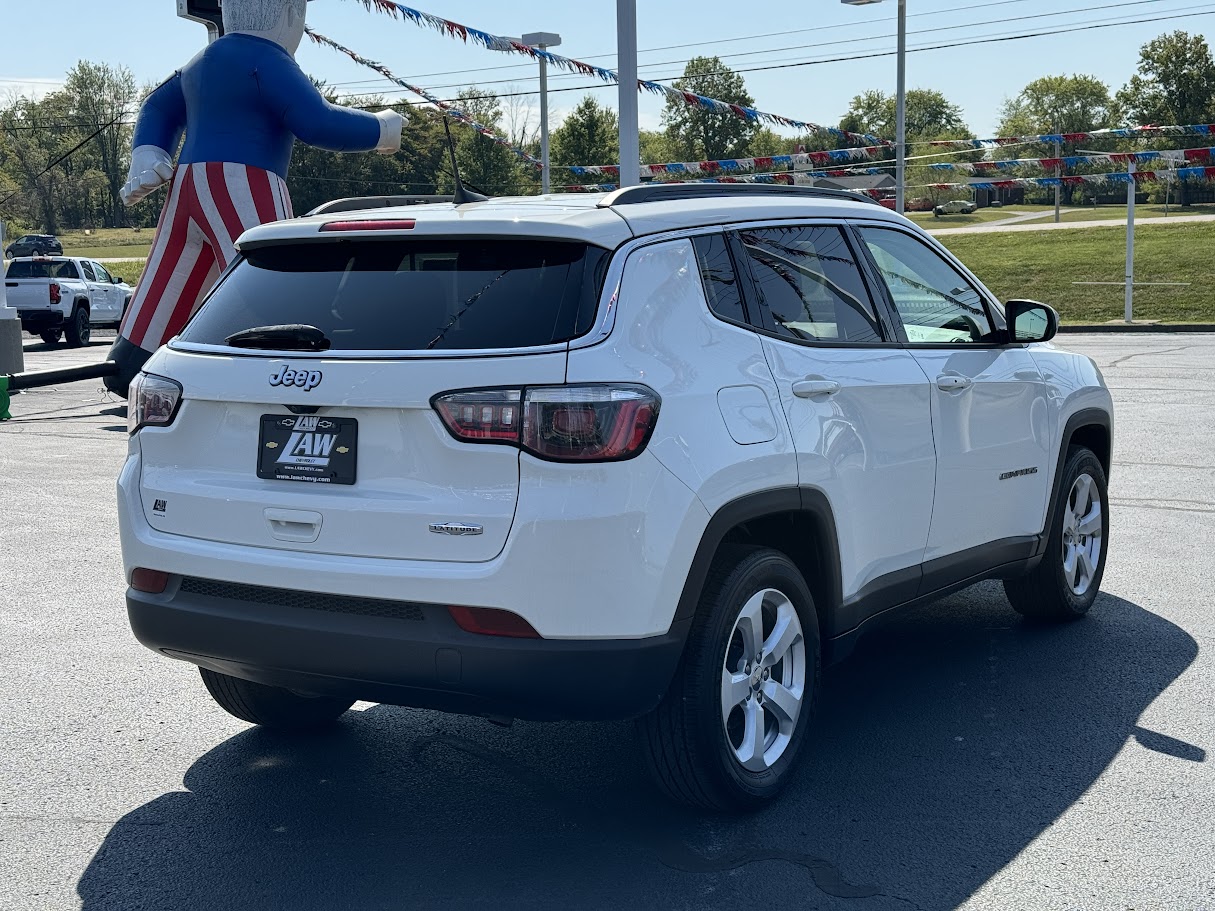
[{"xmin": 77, "ymin": 584, "xmax": 1197, "ymax": 910}]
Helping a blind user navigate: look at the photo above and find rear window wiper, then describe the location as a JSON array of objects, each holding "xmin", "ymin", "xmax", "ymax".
[{"xmin": 225, "ymin": 325, "xmax": 332, "ymax": 352}]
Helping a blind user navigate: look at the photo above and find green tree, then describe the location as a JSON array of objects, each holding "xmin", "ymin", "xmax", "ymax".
[
  {"xmin": 551, "ymin": 96, "xmax": 619, "ymax": 169},
  {"xmin": 639, "ymin": 129, "xmax": 678, "ymax": 166},
  {"xmin": 839, "ymin": 88, "xmax": 968, "ymax": 141},
  {"xmin": 63, "ymin": 61, "xmax": 138, "ymax": 227},
  {"xmin": 662, "ymin": 56, "xmax": 758, "ymax": 161},
  {"xmin": 997, "ymin": 74, "xmax": 1112, "ymax": 137},
  {"xmin": 446, "ymin": 88, "xmax": 525, "ymax": 195},
  {"xmin": 1115, "ymin": 31, "xmax": 1215, "ymax": 128}
]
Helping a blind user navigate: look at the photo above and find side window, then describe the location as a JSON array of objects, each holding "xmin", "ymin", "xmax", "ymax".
[
  {"xmin": 92, "ymin": 262, "xmax": 113, "ymax": 283},
  {"xmin": 79, "ymin": 260, "xmax": 96, "ymax": 282},
  {"xmin": 858, "ymin": 228, "xmax": 995, "ymax": 345},
  {"xmin": 736, "ymin": 225, "xmax": 883, "ymax": 343},
  {"xmin": 58, "ymin": 261, "xmax": 80, "ymax": 280},
  {"xmin": 692, "ymin": 233, "xmax": 747, "ymax": 324}
]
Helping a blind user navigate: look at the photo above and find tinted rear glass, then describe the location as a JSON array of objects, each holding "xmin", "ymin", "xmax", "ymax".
[
  {"xmin": 6, "ymin": 260, "xmax": 79, "ymax": 279},
  {"xmin": 180, "ymin": 239, "xmax": 610, "ymax": 351}
]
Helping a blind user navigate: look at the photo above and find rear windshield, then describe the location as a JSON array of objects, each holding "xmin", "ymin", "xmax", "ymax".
[
  {"xmin": 179, "ymin": 239, "xmax": 611, "ymax": 351},
  {"xmin": 6, "ymin": 260, "xmax": 78, "ymax": 279}
]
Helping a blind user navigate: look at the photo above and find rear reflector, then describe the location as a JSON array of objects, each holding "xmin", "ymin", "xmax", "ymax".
[
  {"xmin": 320, "ymin": 219, "xmax": 417, "ymax": 232},
  {"xmin": 131, "ymin": 568, "xmax": 170, "ymax": 594},
  {"xmin": 448, "ymin": 606, "xmax": 541, "ymax": 639}
]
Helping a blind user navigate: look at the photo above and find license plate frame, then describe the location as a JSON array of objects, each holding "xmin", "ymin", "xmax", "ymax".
[{"xmin": 257, "ymin": 414, "xmax": 358, "ymax": 485}]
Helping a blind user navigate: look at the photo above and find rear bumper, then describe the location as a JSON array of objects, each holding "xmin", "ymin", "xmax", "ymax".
[
  {"xmin": 18, "ymin": 310, "xmax": 67, "ymax": 331},
  {"xmin": 127, "ymin": 580, "xmax": 689, "ymax": 721}
]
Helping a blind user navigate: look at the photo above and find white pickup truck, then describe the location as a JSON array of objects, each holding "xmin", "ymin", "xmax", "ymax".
[{"xmin": 4, "ymin": 256, "xmax": 132, "ymax": 347}]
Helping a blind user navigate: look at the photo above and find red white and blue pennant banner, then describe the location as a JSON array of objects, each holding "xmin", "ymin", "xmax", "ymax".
[
  {"xmin": 928, "ymin": 148, "xmax": 1215, "ymax": 173},
  {"xmin": 306, "ymin": 29, "xmax": 543, "ymax": 168},
  {"xmin": 570, "ymin": 148, "xmax": 884, "ymax": 179},
  {"xmin": 561, "ymin": 168, "xmax": 1215, "ymax": 195},
  {"xmin": 344, "ymin": 0, "xmax": 888, "ymax": 147},
  {"xmin": 931, "ymin": 124, "xmax": 1215, "ymax": 149}
]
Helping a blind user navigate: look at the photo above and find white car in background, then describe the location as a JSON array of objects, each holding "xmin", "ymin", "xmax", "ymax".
[
  {"xmin": 118, "ymin": 185, "xmax": 1113, "ymax": 811},
  {"xmin": 4, "ymin": 256, "xmax": 132, "ymax": 346},
  {"xmin": 933, "ymin": 199, "xmax": 979, "ymax": 216}
]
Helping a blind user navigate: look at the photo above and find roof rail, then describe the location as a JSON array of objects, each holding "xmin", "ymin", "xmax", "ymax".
[
  {"xmin": 306, "ymin": 195, "xmax": 455, "ymax": 216},
  {"xmin": 596, "ymin": 183, "xmax": 882, "ymax": 208}
]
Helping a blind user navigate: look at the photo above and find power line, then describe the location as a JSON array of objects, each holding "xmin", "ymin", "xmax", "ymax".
[
  {"xmin": 367, "ymin": 0, "xmax": 1183, "ymax": 95},
  {"xmin": 346, "ymin": 4, "xmax": 1215, "ymax": 108},
  {"xmin": 318, "ymin": 0, "xmax": 1045, "ymax": 91}
]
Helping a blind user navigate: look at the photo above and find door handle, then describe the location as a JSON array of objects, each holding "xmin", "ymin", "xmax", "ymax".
[
  {"xmin": 936, "ymin": 374, "xmax": 974, "ymax": 392},
  {"xmin": 265, "ymin": 508, "xmax": 323, "ymax": 543},
  {"xmin": 792, "ymin": 379, "xmax": 842, "ymax": 399}
]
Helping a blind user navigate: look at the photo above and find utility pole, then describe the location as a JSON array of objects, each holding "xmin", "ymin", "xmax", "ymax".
[
  {"xmin": 1125, "ymin": 159, "xmax": 1136, "ymax": 323},
  {"xmin": 522, "ymin": 32, "xmax": 562, "ymax": 195},
  {"xmin": 1054, "ymin": 139, "xmax": 1062, "ymax": 223},
  {"xmin": 617, "ymin": 0, "xmax": 640, "ymax": 188},
  {"xmin": 895, "ymin": 0, "xmax": 906, "ymax": 214}
]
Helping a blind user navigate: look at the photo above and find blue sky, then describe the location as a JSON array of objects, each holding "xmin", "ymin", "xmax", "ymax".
[{"xmin": 2, "ymin": 0, "xmax": 1213, "ymax": 141}]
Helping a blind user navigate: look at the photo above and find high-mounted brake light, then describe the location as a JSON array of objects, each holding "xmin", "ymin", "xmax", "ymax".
[
  {"xmin": 320, "ymin": 219, "xmax": 417, "ymax": 232},
  {"xmin": 433, "ymin": 385, "xmax": 661, "ymax": 463}
]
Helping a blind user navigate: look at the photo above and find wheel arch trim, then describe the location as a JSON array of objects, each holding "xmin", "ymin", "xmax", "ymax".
[
  {"xmin": 673, "ymin": 487, "xmax": 844, "ymax": 632},
  {"xmin": 1039, "ymin": 407, "xmax": 1112, "ymax": 557}
]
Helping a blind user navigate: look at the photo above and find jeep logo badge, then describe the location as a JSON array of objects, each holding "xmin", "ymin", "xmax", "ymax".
[{"xmin": 269, "ymin": 365, "xmax": 323, "ymax": 392}]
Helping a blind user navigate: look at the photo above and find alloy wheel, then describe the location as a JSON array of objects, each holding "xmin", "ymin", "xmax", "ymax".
[
  {"xmin": 720, "ymin": 588, "xmax": 806, "ymax": 772},
  {"xmin": 1061, "ymin": 472, "xmax": 1103, "ymax": 596}
]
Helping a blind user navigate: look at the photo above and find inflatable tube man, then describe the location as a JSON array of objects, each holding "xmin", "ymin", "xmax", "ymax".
[{"xmin": 106, "ymin": 0, "xmax": 403, "ymax": 395}]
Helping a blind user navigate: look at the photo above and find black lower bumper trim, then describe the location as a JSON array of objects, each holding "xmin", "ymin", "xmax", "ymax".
[{"xmin": 127, "ymin": 583, "xmax": 689, "ymax": 722}]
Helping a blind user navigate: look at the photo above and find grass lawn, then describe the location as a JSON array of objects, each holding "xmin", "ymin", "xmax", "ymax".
[
  {"xmin": 907, "ymin": 205, "xmax": 1045, "ymax": 228},
  {"xmin": 939, "ymin": 220, "xmax": 1215, "ymax": 324},
  {"xmin": 57, "ymin": 227, "xmax": 154, "ymax": 259},
  {"xmin": 100, "ymin": 259, "xmax": 146, "ymax": 288}
]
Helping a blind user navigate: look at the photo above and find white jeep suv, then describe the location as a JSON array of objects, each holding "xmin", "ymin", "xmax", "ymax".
[{"xmin": 118, "ymin": 185, "xmax": 1113, "ymax": 810}]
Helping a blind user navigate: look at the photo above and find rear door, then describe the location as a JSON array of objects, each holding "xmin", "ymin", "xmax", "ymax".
[
  {"xmin": 855, "ymin": 225, "xmax": 1052, "ymax": 574},
  {"xmin": 79, "ymin": 260, "xmax": 106, "ymax": 314},
  {"xmin": 731, "ymin": 223, "xmax": 937, "ymax": 621},
  {"xmin": 137, "ymin": 236, "xmax": 606, "ymax": 563},
  {"xmin": 88, "ymin": 261, "xmax": 121, "ymax": 321}
]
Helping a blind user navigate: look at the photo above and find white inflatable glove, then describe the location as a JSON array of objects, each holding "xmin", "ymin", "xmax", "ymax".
[
  {"xmin": 121, "ymin": 145, "xmax": 176, "ymax": 206},
  {"xmin": 374, "ymin": 109, "xmax": 406, "ymax": 155}
]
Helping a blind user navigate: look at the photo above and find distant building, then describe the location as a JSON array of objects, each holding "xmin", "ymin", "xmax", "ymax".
[{"xmin": 794, "ymin": 173, "xmax": 896, "ymax": 194}]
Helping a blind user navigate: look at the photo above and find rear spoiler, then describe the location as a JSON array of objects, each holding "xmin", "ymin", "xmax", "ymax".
[{"xmin": 306, "ymin": 196, "xmax": 455, "ymax": 216}]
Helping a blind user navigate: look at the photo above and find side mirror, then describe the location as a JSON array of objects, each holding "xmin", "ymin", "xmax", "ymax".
[
  {"xmin": 114, "ymin": 277, "xmax": 125, "ymax": 284},
  {"xmin": 1005, "ymin": 299, "xmax": 1058, "ymax": 344}
]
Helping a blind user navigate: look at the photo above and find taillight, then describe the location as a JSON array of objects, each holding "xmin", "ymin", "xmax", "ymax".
[
  {"xmin": 433, "ymin": 385, "xmax": 660, "ymax": 462},
  {"xmin": 128, "ymin": 373, "xmax": 183, "ymax": 434},
  {"xmin": 48, "ymin": 283, "xmax": 61, "ymax": 305}
]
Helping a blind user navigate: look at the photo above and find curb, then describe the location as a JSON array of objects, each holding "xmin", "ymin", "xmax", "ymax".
[{"xmin": 1059, "ymin": 323, "xmax": 1215, "ymax": 334}]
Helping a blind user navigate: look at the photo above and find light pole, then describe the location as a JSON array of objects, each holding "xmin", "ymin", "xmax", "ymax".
[
  {"xmin": 842, "ymin": 0, "xmax": 906, "ymax": 214},
  {"xmin": 617, "ymin": 0, "xmax": 640, "ymax": 187},
  {"xmin": 522, "ymin": 31, "xmax": 562, "ymax": 194}
]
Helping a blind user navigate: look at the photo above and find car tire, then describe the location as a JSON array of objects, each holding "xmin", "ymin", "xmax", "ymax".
[
  {"xmin": 199, "ymin": 668, "xmax": 355, "ymax": 731},
  {"xmin": 39, "ymin": 329, "xmax": 63, "ymax": 345},
  {"xmin": 64, "ymin": 305, "xmax": 90, "ymax": 347},
  {"xmin": 1004, "ymin": 446, "xmax": 1109, "ymax": 622},
  {"xmin": 639, "ymin": 545, "xmax": 821, "ymax": 812}
]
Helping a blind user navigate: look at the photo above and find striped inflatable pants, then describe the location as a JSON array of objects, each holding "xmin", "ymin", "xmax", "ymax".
[{"xmin": 119, "ymin": 162, "xmax": 293, "ymax": 352}]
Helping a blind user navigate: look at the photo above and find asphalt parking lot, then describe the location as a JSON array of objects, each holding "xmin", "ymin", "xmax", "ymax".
[{"xmin": 1, "ymin": 332, "xmax": 1212, "ymax": 910}]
